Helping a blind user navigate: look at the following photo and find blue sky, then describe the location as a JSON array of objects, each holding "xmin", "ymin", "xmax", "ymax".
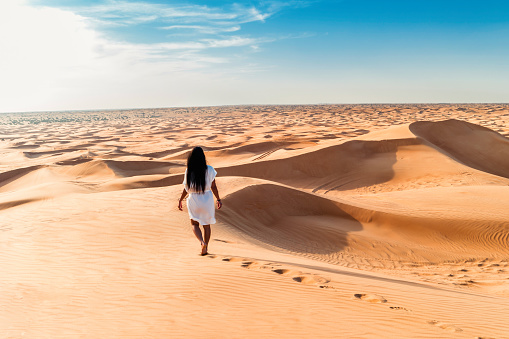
[{"xmin": 1, "ymin": 0, "xmax": 508, "ymax": 112}]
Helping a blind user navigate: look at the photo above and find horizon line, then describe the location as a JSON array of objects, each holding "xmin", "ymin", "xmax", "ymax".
[{"xmin": 1, "ymin": 102, "xmax": 509, "ymax": 115}]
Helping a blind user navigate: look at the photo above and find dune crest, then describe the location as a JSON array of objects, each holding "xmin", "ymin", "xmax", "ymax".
[{"xmin": 410, "ymin": 119, "xmax": 509, "ymax": 179}]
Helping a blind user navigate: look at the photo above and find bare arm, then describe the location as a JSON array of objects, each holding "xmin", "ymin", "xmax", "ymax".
[
  {"xmin": 211, "ymin": 179, "xmax": 222, "ymax": 209},
  {"xmin": 178, "ymin": 188, "xmax": 187, "ymax": 211}
]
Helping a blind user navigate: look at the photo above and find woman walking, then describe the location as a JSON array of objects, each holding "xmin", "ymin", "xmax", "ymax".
[{"xmin": 178, "ymin": 147, "xmax": 222, "ymax": 255}]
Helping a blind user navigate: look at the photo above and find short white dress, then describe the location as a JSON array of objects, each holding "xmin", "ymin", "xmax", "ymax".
[{"xmin": 183, "ymin": 165, "xmax": 217, "ymax": 225}]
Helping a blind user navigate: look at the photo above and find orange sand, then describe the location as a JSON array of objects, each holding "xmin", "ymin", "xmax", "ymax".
[{"xmin": 1, "ymin": 104, "xmax": 509, "ymax": 338}]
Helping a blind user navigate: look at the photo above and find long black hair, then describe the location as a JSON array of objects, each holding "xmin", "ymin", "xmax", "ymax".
[{"xmin": 187, "ymin": 147, "xmax": 208, "ymax": 192}]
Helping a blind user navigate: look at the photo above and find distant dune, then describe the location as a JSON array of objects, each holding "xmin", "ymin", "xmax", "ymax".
[{"xmin": 1, "ymin": 104, "xmax": 509, "ymax": 338}]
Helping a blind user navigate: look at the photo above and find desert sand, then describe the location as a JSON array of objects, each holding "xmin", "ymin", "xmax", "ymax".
[{"xmin": 1, "ymin": 104, "xmax": 509, "ymax": 338}]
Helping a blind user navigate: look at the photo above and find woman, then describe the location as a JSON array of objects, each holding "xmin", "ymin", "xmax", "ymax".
[{"xmin": 178, "ymin": 147, "xmax": 222, "ymax": 255}]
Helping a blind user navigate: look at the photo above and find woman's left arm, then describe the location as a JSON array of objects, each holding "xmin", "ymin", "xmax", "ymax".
[{"xmin": 211, "ymin": 180, "xmax": 222, "ymax": 209}]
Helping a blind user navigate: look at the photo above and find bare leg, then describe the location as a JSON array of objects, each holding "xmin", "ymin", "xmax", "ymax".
[
  {"xmin": 191, "ymin": 219, "xmax": 208, "ymax": 255},
  {"xmin": 203, "ymin": 225, "xmax": 211, "ymax": 245},
  {"xmin": 191, "ymin": 219, "xmax": 205, "ymax": 244}
]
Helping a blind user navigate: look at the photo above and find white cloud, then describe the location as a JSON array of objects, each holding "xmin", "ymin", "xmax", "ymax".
[
  {"xmin": 0, "ymin": 0, "xmax": 107, "ymax": 111},
  {"xmin": 0, "ymin": 0, "xmax": 313, "ymax": 112},
  {"xmin": 73, "ymin": 0, "xmax": 268, "ymax": 27},
  {"xmin": 160, "ymin": 25, "xmax": 241, "ymax": 35},
  {"xmin": 247, "ymin": 7, "xmax": 271, "ymax": 23},
  {"xmin": 0, "ymin": 1, "xmax": 278, "ymax": 112}
]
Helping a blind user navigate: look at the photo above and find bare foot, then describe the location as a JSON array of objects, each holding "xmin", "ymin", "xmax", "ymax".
[{"xmin": 201, "ymin": 242, "xmax": 208, "ymax": 256}]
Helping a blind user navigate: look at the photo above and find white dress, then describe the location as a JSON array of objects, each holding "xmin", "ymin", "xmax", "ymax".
[{"xmin": 183, "ymin": 165, "xmax": 217, "ymax": 225}]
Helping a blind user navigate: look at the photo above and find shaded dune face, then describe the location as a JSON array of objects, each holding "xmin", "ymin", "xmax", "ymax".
[
  {"xmin": 0, "ymin": 165, "xmax": 45, "ymax": 187},
  {"xmin": 218, "ymin": 184, "xmax": 363, "ymax": 255},
  {"xmin": 410, "ymin": 119, "xmax": 509, "ymax": 179},
  {"xmin": 220, "ymin": 138, "xmax": 421, "ymax": 193}
]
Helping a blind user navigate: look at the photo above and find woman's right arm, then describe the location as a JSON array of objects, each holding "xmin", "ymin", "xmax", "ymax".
[
  {"xmin": 211, "ymin": 180, "xmax": 222, "ymax": 209},
  {"xmin": 178, "ymin": 189, "xmax": 187, "ymax": 211}
]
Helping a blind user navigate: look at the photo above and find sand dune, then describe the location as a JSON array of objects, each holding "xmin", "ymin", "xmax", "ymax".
[
  {"xmin": 1, "ymin": 104, "xmax": 509, "ymax": 338},
  {"xmin": 0, "ymin": 165, "xmax": 46, "ymax": 187},
  {"xmin": 219, "ymin": 182, "xmax": 509, "ymax": 266},
  {"xmin": 220, "ymin": 120, "xmax": 509, "ymax": 195},
  {"xmin": 410, "ymin": 119, "xmax": 509, "ymax": 179},
  {"xmin": 219, "ymin": 182, "xmax": 362, "ymax": 255}
]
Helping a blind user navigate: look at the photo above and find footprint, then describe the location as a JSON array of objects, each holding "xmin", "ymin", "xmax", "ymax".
[
  {"xmin": 273, "ymin": 269, "xmax": 325, "ymax": 285},
  {"xmin": 221, "ymin": 257, "xmax": 246, "ymax": 263},
  {"xmin": 311, "ymin": 275, "xmax": 330, "ymax": 284},
  {"xmin": 427, "ymin": 320, "xmax": 463, "ymax": 333},
  {"xmin": 389, "ymin": 306, "xmax": 411, "ymax": 312},
  {"xmin": 239, "ymin": 261, "xmax": 274, "ymax": 271},
  {"xmin": 354, "ymin": 294, "xmax": 387, "ymax": 303},
  {"xmin": 272, "ymin": 268, "xmax": 292, "ymax": 275},
  {"xmin": 453, "ymin": 279, "xmax": 476, "ymax": 286},
  {"xmin": 219, "ymin": 255, "xmax": 331, "ymax": 287},
  {"xmin": 296, "ymin": 275, "xmax": 330, "ymax": 285}
]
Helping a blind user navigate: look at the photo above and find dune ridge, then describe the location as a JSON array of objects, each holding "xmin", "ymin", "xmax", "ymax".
[{"xmin": 410, "ymin": 119, "xmax": 509, "ymax": 179}]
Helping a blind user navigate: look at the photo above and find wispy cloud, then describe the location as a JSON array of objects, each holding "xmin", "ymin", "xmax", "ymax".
[
  {"xmin": 64, "ymin": 0, "xmax": 315, "ymax": 37},
  {"xmin": 42, "ymin": 1, "xmax": 301, "ymax": 62},
  {"xmin": 160, "ymin": 25, "xmax": 241, "ymax": 35},
  {"xmin": 71, "ymin": 0, "xmax": 274, "ymax": 27},
  {"xmin": 51, "ymin": 0, "xmax": 312, "ymax": 66},
  {"xmin": 104, "ymin": 36, "xmax": 274, "ymax": 65}
]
